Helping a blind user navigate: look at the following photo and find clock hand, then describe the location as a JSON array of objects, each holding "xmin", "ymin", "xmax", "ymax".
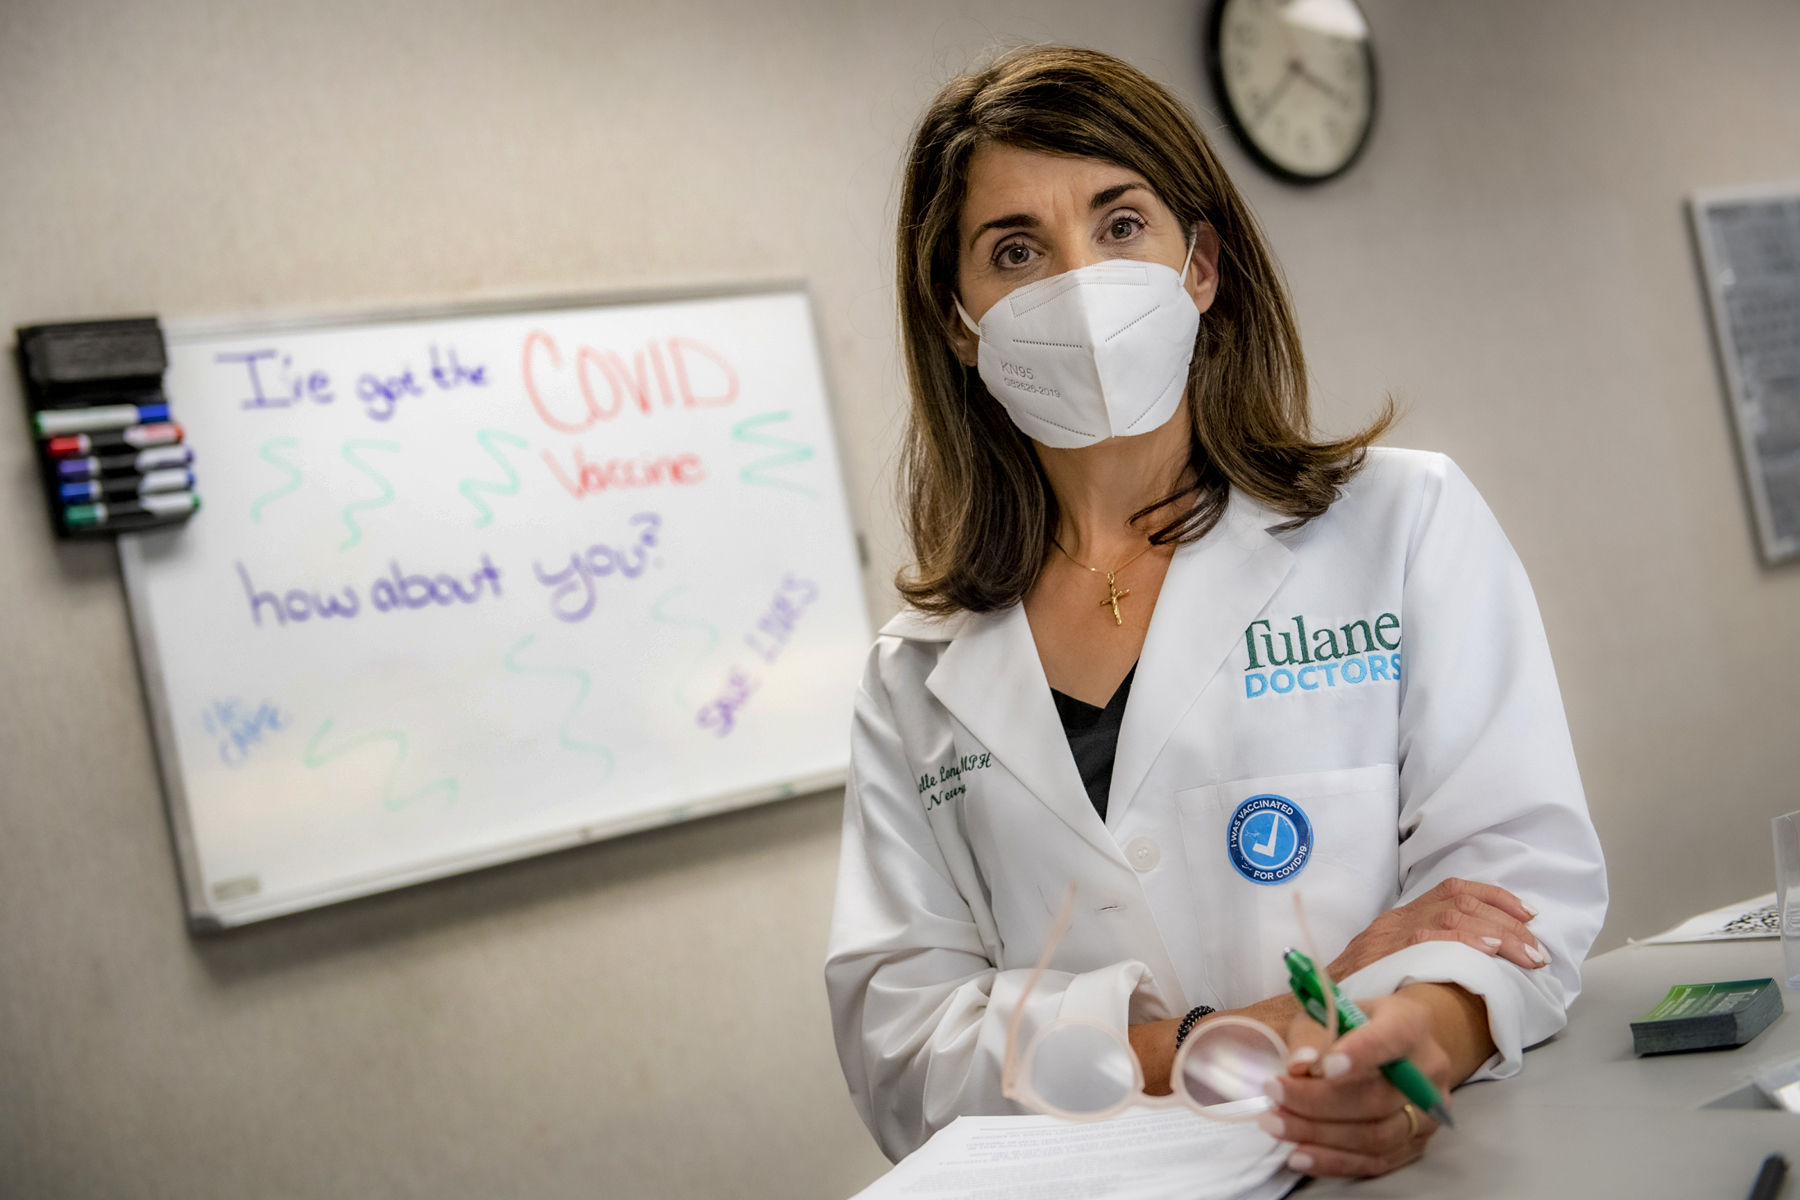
[
  {"xmin": 1276, "ymin": 6, "xmax": 1302, "ymax": 58},
  {"xmin": 1251, "ymin": 63, "xmax": 1300, "ymax": 125},
  {"xmin": 1293, "ymin": 62, "xmax": 1355, "ymax": 108},
  {"xmin": 1274, "ymin": 6, "xmax": 1341, "ymax": 106}
]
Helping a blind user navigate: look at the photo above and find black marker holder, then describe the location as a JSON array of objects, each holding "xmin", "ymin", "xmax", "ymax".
[{"xmin": 14, "ymin": 317, "xmax": 198, "ymax": 538}]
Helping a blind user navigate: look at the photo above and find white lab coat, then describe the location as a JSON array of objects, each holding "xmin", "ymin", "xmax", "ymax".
[{"xmin": 825, "ymin": 448, "xmax": 1608, "ymax": 1161}]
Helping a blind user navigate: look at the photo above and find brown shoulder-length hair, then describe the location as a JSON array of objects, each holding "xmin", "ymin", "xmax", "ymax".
[{"xmin": 895, "ymin": 45, "xmax": 1393, "ymax": 615}]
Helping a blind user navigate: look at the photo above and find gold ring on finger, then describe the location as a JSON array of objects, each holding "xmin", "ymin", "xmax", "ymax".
[{"xmin": 1402, "ymin": 1103, "xmax": 1420, "ymax": 1139}]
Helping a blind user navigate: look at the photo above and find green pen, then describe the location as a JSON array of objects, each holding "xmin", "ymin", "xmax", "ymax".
[{"xmin": 1282, "ymin": 947, "xmax": 1455, "ymax": 1130}]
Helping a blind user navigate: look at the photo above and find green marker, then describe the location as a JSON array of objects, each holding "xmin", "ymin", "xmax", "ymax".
[
  {"xmin": 1283, "ymin": 948, "xmax": 1455, "ymax": 1130},
  {"xmin": 64, "ymin": 490, "xmax": 200, "ymax": 528}
]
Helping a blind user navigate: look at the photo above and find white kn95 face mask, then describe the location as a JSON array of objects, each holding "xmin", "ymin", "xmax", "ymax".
[{"xmin": 955, "ymin": 244, "xmax": 1201, "ymax": 449}]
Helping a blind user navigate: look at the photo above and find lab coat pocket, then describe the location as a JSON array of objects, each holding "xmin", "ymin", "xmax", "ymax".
[{"xmin": 1175, "ymin": 764, "xmax": 1400, "ymax": 1007}]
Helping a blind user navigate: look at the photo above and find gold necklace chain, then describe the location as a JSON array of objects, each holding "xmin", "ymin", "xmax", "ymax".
[{"xmin": 1054, "ymin": 538, "xmax": 1156, "ymax": 627}]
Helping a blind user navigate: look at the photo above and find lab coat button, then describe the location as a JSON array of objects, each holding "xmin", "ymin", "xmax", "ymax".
[{"xmin": 1125, "ymin": 837, "xmax": 1160, "ymax": 872}]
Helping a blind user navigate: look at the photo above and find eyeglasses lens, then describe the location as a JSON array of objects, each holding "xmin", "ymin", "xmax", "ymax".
[
  {"xmin": 1028, "ymin": 1023, "xmax": 1137, "ymax": 1115},
  {"xmin": 1176, "ymin": 1022, "xmax": 1284, "ymax": 1117}
]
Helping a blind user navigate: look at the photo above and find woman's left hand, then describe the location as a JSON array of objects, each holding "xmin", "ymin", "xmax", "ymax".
[{"xmin": 1257, "ymin": 987, "xmax": 1458, "ymax": 1178}]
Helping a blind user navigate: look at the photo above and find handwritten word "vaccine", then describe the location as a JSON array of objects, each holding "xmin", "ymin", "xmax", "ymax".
[{"xmin": 543, "ymin": 448, "xmax": 704, "ymax": 499}]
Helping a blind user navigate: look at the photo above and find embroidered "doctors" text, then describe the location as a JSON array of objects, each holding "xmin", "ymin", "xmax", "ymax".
[{"xmin": 1243, "ymin": 613, "xmax": 1401, "ymax": 700}]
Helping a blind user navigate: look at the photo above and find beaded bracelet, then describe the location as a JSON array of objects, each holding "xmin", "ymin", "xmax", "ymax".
[{"xmin": 1173, "ymin": 1005, "xmax": 1217, "ymax": 1048}]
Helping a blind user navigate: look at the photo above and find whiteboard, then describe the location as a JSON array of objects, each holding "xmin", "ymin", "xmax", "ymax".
[
  {"xmin": 1690, "ymin": 184, "xmax": 1800, "ymax": 564},
  {"xmin": 120, "ymin": 286, "xmax": 870, "ymax": 929}
]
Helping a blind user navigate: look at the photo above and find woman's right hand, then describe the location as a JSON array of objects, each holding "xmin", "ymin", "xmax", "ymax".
[{"xmin": 1326, "ymin": 878, "xmax": 1546, "ymax": 979}]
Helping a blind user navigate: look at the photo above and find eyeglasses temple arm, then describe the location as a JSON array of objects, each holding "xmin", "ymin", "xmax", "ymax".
[
  {"xmin": 1291, "ymin": 891, "xmax": 1338, "ymax": 1042},
  {"xmin": 1003, "ymin": 884, "xmax": 1078, "ymax": 1100}
]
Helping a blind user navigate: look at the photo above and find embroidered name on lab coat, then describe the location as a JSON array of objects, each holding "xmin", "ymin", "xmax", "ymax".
[
  {"xmin": 918, "ymin": 753, "xmax": 993, "ymax": 809},
  {"xmin": 1243, "ymin": 613, "xmax": 1401, "ymax": 699}
]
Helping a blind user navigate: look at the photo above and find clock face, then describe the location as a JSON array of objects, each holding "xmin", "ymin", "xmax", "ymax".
[{"xmin": 1207, "ymin": 0, "xmax": 1376, "ymax": 184}]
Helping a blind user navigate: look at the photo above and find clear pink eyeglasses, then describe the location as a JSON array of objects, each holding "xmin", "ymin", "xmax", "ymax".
[{"xmin": 1001, "ymin": 886, "xmax": 1336, "ymax": 1122}]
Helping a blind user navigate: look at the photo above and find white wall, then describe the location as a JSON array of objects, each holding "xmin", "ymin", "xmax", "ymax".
[
  {"xmin": 1261, "ymin": 1, "xmax": 1800, "ymax": 951},
  {"xmin": 2, "ymin": 2, "xmax": 1797, "ymax": 1197}
]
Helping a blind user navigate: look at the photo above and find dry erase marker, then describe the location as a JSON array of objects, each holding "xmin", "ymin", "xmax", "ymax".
[
  {"xmin": 59, "ymin": 468, "xmax": 195, "ymax": 503},
  {"xmin": 46, "ymin": 422, "xmax": 183, "ymax": 457},
  {"xmin": 34, "ymin": 401, "xmax": 171, "ymax": 437},
  {"xmin": 56, "ymin": 444, "xmax": 193, "ymax": 480},
  {"xmin": 63, "ymin": 490, "xmax": 200, "ymax": 528}
]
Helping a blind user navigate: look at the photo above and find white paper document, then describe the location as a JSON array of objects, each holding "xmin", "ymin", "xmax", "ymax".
[
  {"xmin": 849, "ymin": 1110, "xmax": 1298, "ymax": 1200},
  {"xmin": 1634, "ymin": 893, "xmax": 1780, "ymax": 944}
]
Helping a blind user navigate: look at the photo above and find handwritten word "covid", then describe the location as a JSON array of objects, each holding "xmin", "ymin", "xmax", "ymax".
[
  {"xmin": 532, "ymin": 513, "xmax": 663, "ymax": 623},
  {"xmin": 521, "ymin": 331, "xmax": 739, "ymax": 434}
]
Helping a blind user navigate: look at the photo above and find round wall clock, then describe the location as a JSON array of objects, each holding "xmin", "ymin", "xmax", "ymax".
[{"xmin": 1205, "ymin": 0, "xmax": 1377, "ymax": 185}]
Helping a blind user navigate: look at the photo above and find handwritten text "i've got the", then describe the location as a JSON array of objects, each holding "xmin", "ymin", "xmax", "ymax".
[{"xmin": 216, "ymin": 343, "xmax": 490, "ymax": 422}]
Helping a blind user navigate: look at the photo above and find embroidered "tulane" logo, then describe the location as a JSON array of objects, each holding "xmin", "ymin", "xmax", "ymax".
[{"xmin": 1242, "ymin": 614, "xmax": 1401, "ymax": 699}]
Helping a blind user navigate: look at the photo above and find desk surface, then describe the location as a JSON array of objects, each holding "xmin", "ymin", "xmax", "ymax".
[{"xmin": 1309, "ymin": 938, "xmax": 1799, "ymax": 1198}]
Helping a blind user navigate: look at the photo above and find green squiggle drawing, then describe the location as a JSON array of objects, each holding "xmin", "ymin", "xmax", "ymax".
[
  {"xmin": 250, "ymin": 437, "xmax": 303, "ymax": 523},
  {"xmin": 339, "ymin": 439, "xmax": 401, "ymax": 549},
  {"xmin": 731, "ymin": 410, "xmax": 817, "ymax": 499},
  {"xmin": 302, "ymin": 719, "xmax": 458, "ymax": 811},
  {"xmin": 650, "ymin": 585, "xmax": 721, "ymax": 710},
  {"xmin": 503, "ymin": 635, "xmax": 617, "ymax": 773},
  {"xmin": 458, "ymin": 429, "xmax": 530, "ymax": 527}
]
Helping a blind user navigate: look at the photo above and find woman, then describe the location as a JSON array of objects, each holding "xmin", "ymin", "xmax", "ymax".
[{"xmin": 825, "ymin": 46, "xmax": 1606, "ymax": 1180}]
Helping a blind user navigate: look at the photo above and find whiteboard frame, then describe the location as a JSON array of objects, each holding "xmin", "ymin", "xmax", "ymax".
[
  {"xmin": 1688, "ymin": 183, "xmax": 1800, "ymax": 565},
  {"xmin": 119, "ymin": 280, "xmax": 869, "ymax": 931}
]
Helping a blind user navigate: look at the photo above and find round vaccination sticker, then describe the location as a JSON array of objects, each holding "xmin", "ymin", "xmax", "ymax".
[{"xmin": 1226, "ymin": 794, "xmax": 1313, "ymax": 885}]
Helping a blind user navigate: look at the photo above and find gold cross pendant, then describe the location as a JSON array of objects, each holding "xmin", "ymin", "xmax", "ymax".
[{"xmin": 1098, "ymin": 572, "xmax": 1131, "ymax": 626}]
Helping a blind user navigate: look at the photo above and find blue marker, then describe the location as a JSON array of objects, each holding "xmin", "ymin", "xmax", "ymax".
[{"xmin": 60, "ymin": 468, "xmax": 195, "ymax": 503}]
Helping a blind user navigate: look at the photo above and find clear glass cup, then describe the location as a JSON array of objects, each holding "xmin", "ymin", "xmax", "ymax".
[
  {"xmin": 1001, "ymin": 886, "xmax": 1334, "ymax": 1122},
  {"xmin": 1775, "ymin": 810, "xmax": 1800, "ymax": 989}
]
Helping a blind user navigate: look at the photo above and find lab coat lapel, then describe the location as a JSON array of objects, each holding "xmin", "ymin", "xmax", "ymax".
[
  {"xmin": 925, "ymin": 605, "xmax": 1121, "ymax": 862},
  {"xmin": 1107, "ymin": 490, "xmax": 1295, "ymax": 825}
]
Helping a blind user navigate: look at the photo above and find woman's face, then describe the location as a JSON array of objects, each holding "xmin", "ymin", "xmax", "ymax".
[{"xmin": 948, "ymin": 143, "xmax": 1220, "ymax": 366}]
